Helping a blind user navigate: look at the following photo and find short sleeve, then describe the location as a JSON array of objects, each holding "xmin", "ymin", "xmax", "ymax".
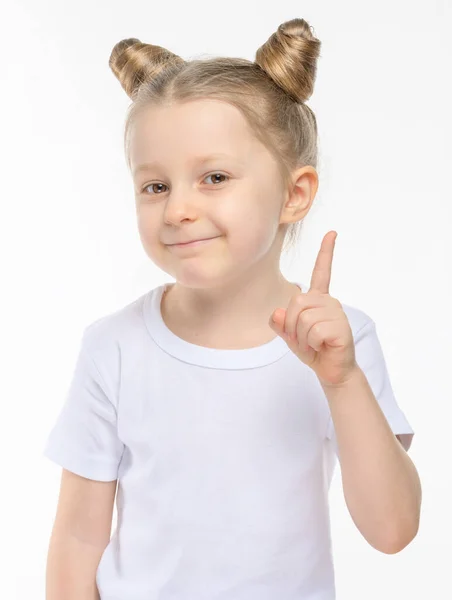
[
  {"xmin": 325, "ymin": 319, "xmax": 415, "ymax": 457},
  {"xmin": 43, "ymin": 328, "xmax": 125, "ymax": 481}
]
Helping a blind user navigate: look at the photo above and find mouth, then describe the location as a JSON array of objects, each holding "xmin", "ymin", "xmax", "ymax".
[{"xmin": 168, "ymin": 236, "xmax": 219, "ymax": 248}]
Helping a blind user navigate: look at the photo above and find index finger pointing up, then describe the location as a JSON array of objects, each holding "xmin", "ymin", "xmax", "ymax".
[{"xmin": 309, "ymin": 231, "xmax": 337, "ymax": 294}]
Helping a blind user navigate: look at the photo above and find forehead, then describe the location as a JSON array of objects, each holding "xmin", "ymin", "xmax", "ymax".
[{"xmin": 129, "ymin": 99, "xmax": 262, "ymax": 171}]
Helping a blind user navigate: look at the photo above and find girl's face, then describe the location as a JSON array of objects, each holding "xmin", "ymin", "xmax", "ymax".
[{"xmin": 129, "ymin": 98, "xmax": 293, "ymax": 289}]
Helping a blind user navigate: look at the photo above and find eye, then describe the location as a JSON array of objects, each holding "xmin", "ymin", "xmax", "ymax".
[
  {"xmin": 141, "ymin": 182, "xmax": 168, "ymax": 195},
  {"xmin": 140, "ymin": 172, "xmax": 229, "ymax": 195},
  {"xmin": 204, "ymin": 172, "xmax": 230, "ymax": 185}
]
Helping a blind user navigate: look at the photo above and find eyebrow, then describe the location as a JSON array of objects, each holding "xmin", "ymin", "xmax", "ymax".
[{"xmin": 133, "ymin": 153, "xmax": 239, "ymax": 178}]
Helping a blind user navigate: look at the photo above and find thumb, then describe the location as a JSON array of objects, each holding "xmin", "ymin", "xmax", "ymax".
[{"xmin": 269, "ymin": 308, "xmax": 286, "ymax": 333}]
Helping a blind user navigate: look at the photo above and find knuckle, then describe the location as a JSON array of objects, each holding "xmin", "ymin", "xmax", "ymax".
[
  {"xmin": 299, "ymin": 311, "xmax": 310, "ymax": 324},
  {"xmin": 295, "ymin": 294, "xmax": 305, "ymax": 307},
  {"xmin": 312, "ymin": 323, "xmax": 322, "ymax": 336}
]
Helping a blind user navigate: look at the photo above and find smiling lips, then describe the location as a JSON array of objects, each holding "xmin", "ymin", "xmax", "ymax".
[{"xmin": 169, "ymin": 236, "xmax": 219, "ymax": 248}]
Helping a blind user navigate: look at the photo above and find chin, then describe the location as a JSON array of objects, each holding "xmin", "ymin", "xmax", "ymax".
[{"xmin": 167, "ymin": 265, "xmax": 245, "ymax": 291}]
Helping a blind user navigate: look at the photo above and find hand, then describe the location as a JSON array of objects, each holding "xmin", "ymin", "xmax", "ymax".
[{"xmin": 269, "ymin": 231, "xmax": 358, "ymax": 388}]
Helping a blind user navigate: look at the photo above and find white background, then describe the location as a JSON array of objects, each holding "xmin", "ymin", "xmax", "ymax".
[{"xmin": 2, "ymin": 0, "xmax": 451, "ymax": 598}]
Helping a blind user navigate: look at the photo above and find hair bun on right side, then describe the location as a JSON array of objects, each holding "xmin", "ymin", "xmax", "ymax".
[{"xmin": 255, "ymin": 18, "xmax": 321, "ymax": 104}]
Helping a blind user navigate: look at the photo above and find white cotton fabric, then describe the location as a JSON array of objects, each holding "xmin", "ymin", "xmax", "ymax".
[{"xmin": 43, "ymin": 281, "xmax": 415, "ymax": 600}]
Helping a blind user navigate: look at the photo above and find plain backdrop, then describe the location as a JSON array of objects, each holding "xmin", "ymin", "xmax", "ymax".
[{"xmin": 2, "ymin": 0, "xmax": 451, "ymax": 598}]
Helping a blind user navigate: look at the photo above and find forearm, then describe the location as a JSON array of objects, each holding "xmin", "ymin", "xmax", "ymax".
[
  {"xmin": 46, "ymin": 530, "xmax": 104, "ymax": 600},
  {"xmin": 321, "ymin": 365, "xmax": 421, "ymax": 553}
]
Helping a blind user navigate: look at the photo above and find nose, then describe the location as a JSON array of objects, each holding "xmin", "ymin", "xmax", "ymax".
[{"xmin": 163, "ymin": 185, "xmax": 199, "ymax": 226}]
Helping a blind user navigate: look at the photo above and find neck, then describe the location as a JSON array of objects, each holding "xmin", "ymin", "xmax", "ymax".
[{"xmin": 162, "ymin": 274, "xmax": 301, "ymax": 338}]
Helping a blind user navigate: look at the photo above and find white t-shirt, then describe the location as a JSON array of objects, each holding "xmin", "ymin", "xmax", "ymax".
[{"xmin": 43, "ymin": 281, "xmax": 415, "ymax": 600}]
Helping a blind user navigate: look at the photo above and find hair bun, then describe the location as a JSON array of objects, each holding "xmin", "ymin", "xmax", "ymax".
[
  {"xmin": 255, "ymin": 18, "xmax": 321, "ymax": 103},
  {"xmin": 109, "ymin": 38, "xmax": 184, "ymax": 99}
]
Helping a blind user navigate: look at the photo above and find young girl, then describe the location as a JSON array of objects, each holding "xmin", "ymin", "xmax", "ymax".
[{"xmin": 44, "ymin": 17, "xmax": 421, "ymax": 600}]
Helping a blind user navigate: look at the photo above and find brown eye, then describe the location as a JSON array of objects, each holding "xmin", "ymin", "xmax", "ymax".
[
  {"xmin": 204, "ymin": 173, "xmax": 229, "ymax": 185},
  {"xmin": 142, "ymin": 183, "xmax": 168, "ymax": 194},
  {"xmin": 141, "ymin": 173, "xmax": 229, "ymax": 195}
]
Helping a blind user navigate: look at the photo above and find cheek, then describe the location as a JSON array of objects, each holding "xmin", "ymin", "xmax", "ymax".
[
  {"xmin": 137, "ymin": 217, "xmax": 150, "ymax": 244},
  {"xmin": 137, "ymin": 206, "xmax": 157, "ymax": 233},
  {"xmin": 225, "ymin": 211, "xmax": 278, "ymax": 259},
  {"xmin": 136, "ymin": 214, "xmax": 161, "ymax": 252}
]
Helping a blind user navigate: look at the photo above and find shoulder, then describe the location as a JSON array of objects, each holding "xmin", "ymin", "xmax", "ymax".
[
  {"xmin": 81, "ymin": 291, "xmax": 150, "ymax": 364},
  {"xmin": 339, "ymin": 300, "xmax": 375, "ymax": 338}
]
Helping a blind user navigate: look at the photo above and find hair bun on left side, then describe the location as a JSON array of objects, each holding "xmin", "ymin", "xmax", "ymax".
[
  {"xmin": 109, "ymin": 38, "xmax": 185, "ymax": 100},
  {"xmin": 255, "ymin": 18, "xmax": 321, "ymax": 104}
]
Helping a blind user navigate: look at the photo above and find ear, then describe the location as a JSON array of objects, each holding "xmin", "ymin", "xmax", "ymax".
[{"xmin": 279, "ymin": 165, "xmax": 319, "ymax": 225}]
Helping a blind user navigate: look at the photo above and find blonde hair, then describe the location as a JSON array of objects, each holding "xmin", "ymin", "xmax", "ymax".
[{"xmin": 109, "ymin": 18, "xmax": 321, "ymax": 253}]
